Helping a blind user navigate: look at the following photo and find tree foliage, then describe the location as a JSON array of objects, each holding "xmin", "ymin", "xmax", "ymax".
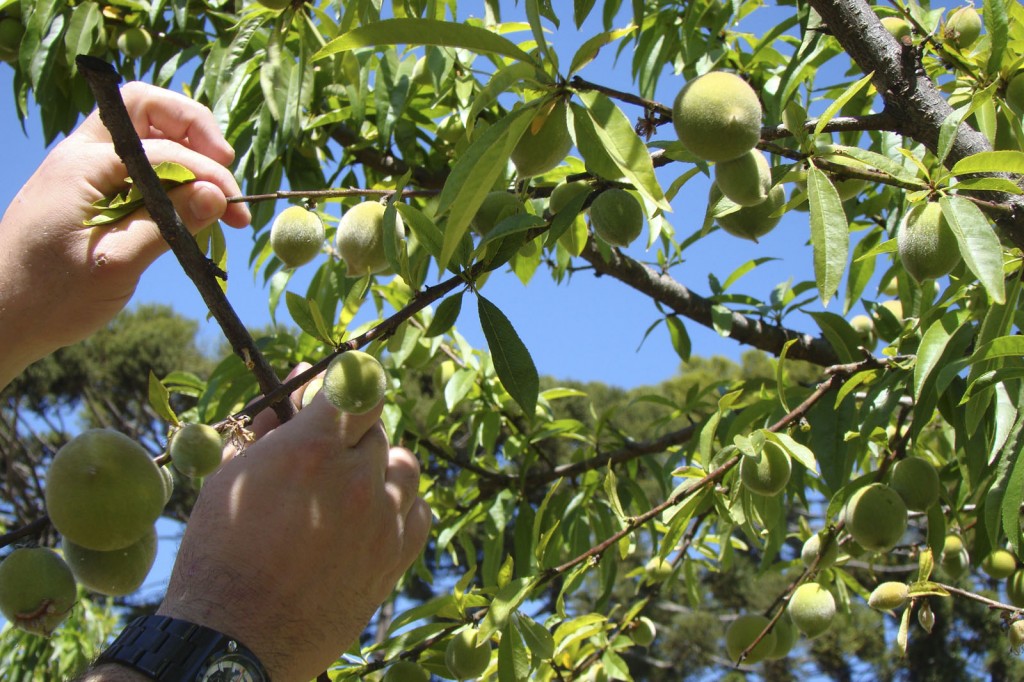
[{"xmin": 4, "ymin": 0, "xmax": 1024, "ymax": 679}]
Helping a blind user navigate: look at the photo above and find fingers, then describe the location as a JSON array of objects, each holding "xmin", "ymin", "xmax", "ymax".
[
  {"xmin": 79, "ymin": 82, "xmax": 235, "ymax": 165},
  {"xmin": 224, "ymin": 364, "xmax": 312, "ymax": 462},
  {"xmin": 400, "ymin": 497, "xmax": 433, "ymax": 568},
  {"xmin": 384, "ymin": 447, "xmax": 422, "ymax": 516}
]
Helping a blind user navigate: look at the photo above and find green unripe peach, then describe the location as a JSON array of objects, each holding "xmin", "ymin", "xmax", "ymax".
[
  {"xmin": 880, "ymin": 299, "xmax": 903, "ymax": 323},
  {"xmin": 881, "ymin": 16, "xmax": 912, "ymax": 41},
  {"xmin": 868, "ymin": 581, "xmax": 910, "ymax": 611},
  {"xmin": 548, "ymin": 180, "xmax": 590, "ymax": 216},
  {"xmin": 844, "ymin": 483, "xmax": 907, "ymax": 552},
  {"xmin": 169, "ymin": 423, "xmax": 223, "ymax": 479},
  {"xmin": 801, "ymin": 532, "xmax": 839, "ymax": 570},
  {"xmin": 470, "ymin": 191, "xmax": 524, "ymax": 236},
  {"xmin": 270, "ymin": 206, "xmax": 325, "ymax": 268},
  {"xmin": 445, "ymin": 628, "xmax": 491, "ymax": 680},
  {"xmin": 0, "ymin": 17, "xmax": 23, "ymax": 62},
  {"xmin": 940, "ymin": 535, "xmax": 970, "ymax": 579},
  {"xmin": 889, "ymin": 456, "xmax": 940, "ymax": 511},
  {"xmin": 898, "ymin": 202, "xmax": 961, "ymax": 282},
  {"xmin": 715, "ymin": 184, "xmax": 786, "ymax": 242},
  {"xmin": 511, "ymin": 99, "xmax": 572, "ymax": 178},
  {"xmin": 765, "ymin": 613, "xmax": 798, "ymax": 660},
  {"xmin": 787, "ymin": 582, "xmax": 836, "ymax": 638},
  {"xmin": 644, "ymin": 556, "xmax": 673, "ymax": 582},
  {"xmin": 673, "ymin": 71, "xmax": 763, "ymax": 162},
  {"xmin": 0, "ymin": 547, "xmax": 77, "ymax": 636},
  {"xmin": 850, "ymin": 314, "xmax": 875, "ymax": 348},
  {"xmin": 117, "ymin": 27, "xmax": 152, "ymax": 58},
  {"xmin": 740, "ymin": 441, "xmax": 792, "ymax": 496},
  {"xmin": 944, "ymin": 6, "xmax": 982, "ymax": 49},
  {"xmin": 322, "ymin": 350, "xmax": 387, "ymax": 414},
  {"xmin": 1007, "ymin": 569, "xmax": 1024, "ymax": 607},
  {"xmin": 383, "ymin": 660, "xmax": 430, "ymax": 682},
  {"xmin": 589, "ymin": 188, "xmax": 644, "ymax": 247},
  {"xmin": 63, "ymin": 525, "xmax": 157, "ymax": 597},
  {"xmin": 714, "ymin": 149, "xmax": 772, "ymax": 207},
  {"xmin": 631, "ymin": 616, "xmax": 657, "ymax": 647},
  {"xmin": 1011, "ymin": 620, "xmax": 1024, "ymax": 651},
  {"xmin": 45, "ymin": 429, "xmax": 165, "ymax": 551},
  {"xmin": 724, "ymin": 614, "xmax": 777, "ymax": 665},
  {"xmin": 982, "ymin": 549, "xmax": 1018, "ymax": 579},
  {"xmin": 1006, "ymin": 72, "xmax": 1024, "ymax": 115},
  {"xmin": 337, "ymin": 201, "xmax": 405, "ymax": 275}
]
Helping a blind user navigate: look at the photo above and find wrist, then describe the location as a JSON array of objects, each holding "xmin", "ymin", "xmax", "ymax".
[{"xmin": 77, "ymin": 663, "xmax": 153, "ymax": 682}]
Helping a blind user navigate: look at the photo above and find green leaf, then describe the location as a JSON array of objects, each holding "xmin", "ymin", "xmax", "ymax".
[
  {"xmin": 769, "ymin": 431, "xmax": 818, "ymax": 473},
  {"xmin": 148, "ymin": 371, "xmax": 179, "ymax": 426},
  {"xmin": 808, "ymin": 311, "xmax": 859, "ymax": 364},
  {"xmin": 985, "ymin": 0, "xmax": 1010, "ymax": 75},
  {"xmin": 515, "ymin": 614, "xmax": 555, "ymax": 661},
  {"xmin": 478, "ymin": 295, "xmax": 539, "ymax": 417},
  {"xmin": 285, "ymin": 291, "xmax": 332, "ymax": 344},
  {"xmin": 666, "ymin": 316, "xmax": 691, "ymax": 362},
  {"xmin": 577, "ymin": 90, "xmax": 670, "ymax": 210},
  {"xmin": 807, "ymin": 166, "xmax": 849, "ymax": 306},
  {"xmin": 567, "ymin": 26, "xmax": 635, "ymax": 76},
  {"xmin": 436, "ymin": 106, "xmax": 535, "ymax": 270},
  {"xmin": 813, "ymin": 71, "xmax": 874, "ymax": 136},
  {"xmin": 940, "ymin": 195, "xmax": 1005, "ymax": 303},
  {"xmin": 313, "ymin": 18, "xmax": 538, "ymax": 65},
  {"xmin": 425, "ymin": 293, "xmax": 464, "ymax": 337},
  {"xmin": 498, "ymin": 621, "xmax": 529, "ymax": 682},
  {"xmin": 480, "ymin": 577, "xmax": 536, "ymax": 640},
  {"xmin": 950, "ymin": 150, "xmax": 1024, "ymax": 176}
]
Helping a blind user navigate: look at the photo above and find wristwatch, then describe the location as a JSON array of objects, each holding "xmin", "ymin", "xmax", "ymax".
[{"xmin": 96, "ymin": 615, "xmax": 270, "ymax": 681}]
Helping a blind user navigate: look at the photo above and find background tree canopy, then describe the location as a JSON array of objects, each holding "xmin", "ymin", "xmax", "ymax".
[{"xmin": 3, "ymin": 0, "xmax": 1024, "ymax": 679}]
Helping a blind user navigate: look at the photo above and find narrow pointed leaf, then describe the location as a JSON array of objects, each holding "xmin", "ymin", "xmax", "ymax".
[
  {"xmin": 478, "ymin": 295, "xmax": 539, "ymax": 417},
  {"xmin": 940, "ymin": 195, "xmax": 1005, "ymax": 303},
  {"xmin": 807, "ymin": 167, "xmax": 849, "ymax": 306}
]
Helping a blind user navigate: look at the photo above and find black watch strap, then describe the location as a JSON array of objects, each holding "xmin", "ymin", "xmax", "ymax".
[{"xmin": 96, "ymin": 615, "xmax": 270, "ymax": 681}]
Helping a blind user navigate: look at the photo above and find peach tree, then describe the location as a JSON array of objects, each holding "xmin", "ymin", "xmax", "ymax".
[{"xmin": 3, "ymin": 0, "xmax": 1024, "ymax": 679}]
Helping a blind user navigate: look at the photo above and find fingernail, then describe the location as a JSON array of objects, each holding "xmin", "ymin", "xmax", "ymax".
[{"xmin": 189, "ymin": 185, "xmax": 223, "ymax": 224}]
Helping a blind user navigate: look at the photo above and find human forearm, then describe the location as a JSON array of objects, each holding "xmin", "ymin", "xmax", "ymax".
[{"xmin": 75, "ymin": 663, "xmax": 152, "ymax": 682}]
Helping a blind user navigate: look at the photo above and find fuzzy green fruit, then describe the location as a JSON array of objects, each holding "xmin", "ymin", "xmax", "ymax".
[
  {"xmin": 944, "ymin": 6, "xmax": 982, "ymax": 49},
  {"xmin": 63, "ymin": 526, "xmax": 157, "ymax": 597},
  {"xmin": 715, "ymin": 149, "xmax": 772, "ymax": 207},
  {"xmin": 1011, "ymin": 620, "xmax": 1024, "ymax": 652},
  {"xmin": 471, "ymin": 191, "xmax": 524, "ymax": 236},
  {"xmin": 589, "ymin": 188, "xmax": 644, "ymax": 247},
  {"xmin": 117, "ymin": 27, "xmax": 152, "ymax": 58},
  {"xmin": 801, "ymin": 532, "xmax": 839, "ymax": 570},
  {"xmin": 322, "ymin": 350, "xmax": 387, "ymax": 414},
  {"xmin": 889, "ymin": 456, "xmax": 940, "ymax": 512},
  {"xmin": 714, "ymin": 184, "xmax": 786, "ymax": 242},
  {"xmin": 1007, "ymin": 72, "xmax": 1024, "ymax": 115},
  {"xmin": 0, "ymin": 18, "xmax": 23, "ymax": 62},
  {"xmin": 159, "ymin": 465, "xmax": 174, "ymax": 505},
  {"xmin": 845, "ymin": 483, "xmax": 907, "ymax": 552},
  {"xmin": 445, "ymin": 628, "xmax": 491, "ymax": 680},
  {"xmin": 169, "ymin": 423, "xmax": 223, "ymax": 479},
  {"xmin": 673, "ymin": 71, "xmax": 763, "ymax": 162},
  {"xmin": 868, "ymin": 581, "xmax": 910, "ymax": 611},
  {"xmin": 850, "ymin": 314, "xmax": 875, "ymax": 349},
  {"xmin": 644, "ymin": 556, "xmax": 673, "ymax": 582},
  {"xmin": 548, "ymin": 180, "xmax": 590, "ymax": 216},
  {"xmin": 631, "ymin": 616, "xmax": 657, "ymax": 647},
  {"xmin": 724, "ymin": 614, "xmax": 777, "ymax": 665},
  {"xmin": 270, "ymin": 206, "xmax": 325, "ymax": 268},
  {"xmin": 898, "ymin": 202, "xmax": 961, "ymax": 282},
  {"xmin": 941, "ymin": 535, "xmax": 969, "ymax": 579},
  {"xmin": 0, "ymin": 548, "xmax": 77, "ymax": 636},
  {"xmin": 1008, "ymin": 570, "xmax": 1024, "ymax": 607},
  {"xmin": 787, "ymin": 582, "xmax": 835, "ymax": 639},
  {"xmin": 881, "ymin": 16, "xmax": 912, "ymax": 41},
  {"xmin": 337, "ymin": 202, "xmax": 405, "ymax": 275},
  {"xmin": 982, "ymin": 549, "xmax": 1018, "ymax": 579},
  {"xmin": 383, "ymin": 660, "xmax": 430, "ymax": 682},
  {"xmin": 46, "ymin": 429, "xmax": 165, "ymax": 551},
  {"xmin": 765, "ymin": 613, "xmax": 799, "ymax": 660},
  {"xmin": 511, "ymin": 100, "xmax": 572, "ymax": 178},
  {"xmin": 740, "ymin": 441, "xmax": 792, "ymax": 496}
]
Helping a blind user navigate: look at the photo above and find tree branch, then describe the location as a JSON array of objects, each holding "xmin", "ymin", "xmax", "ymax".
[{"xmin": 76, "ymin": 57, "xmax": 294, "ymax": 423}]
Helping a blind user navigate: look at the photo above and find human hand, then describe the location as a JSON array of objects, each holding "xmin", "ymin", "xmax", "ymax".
[
  {"xmin": 157, "ymin": 374, "xmax": 432, "ymax": 681},
  {"xmin": 0, "ymin": 81, "xmax": 250, "ymax": 387}
]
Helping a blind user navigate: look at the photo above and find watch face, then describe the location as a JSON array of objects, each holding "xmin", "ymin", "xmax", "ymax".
[{"xmin": 200, "ymin": 654, "xmax": 263, "ymax": 682}]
